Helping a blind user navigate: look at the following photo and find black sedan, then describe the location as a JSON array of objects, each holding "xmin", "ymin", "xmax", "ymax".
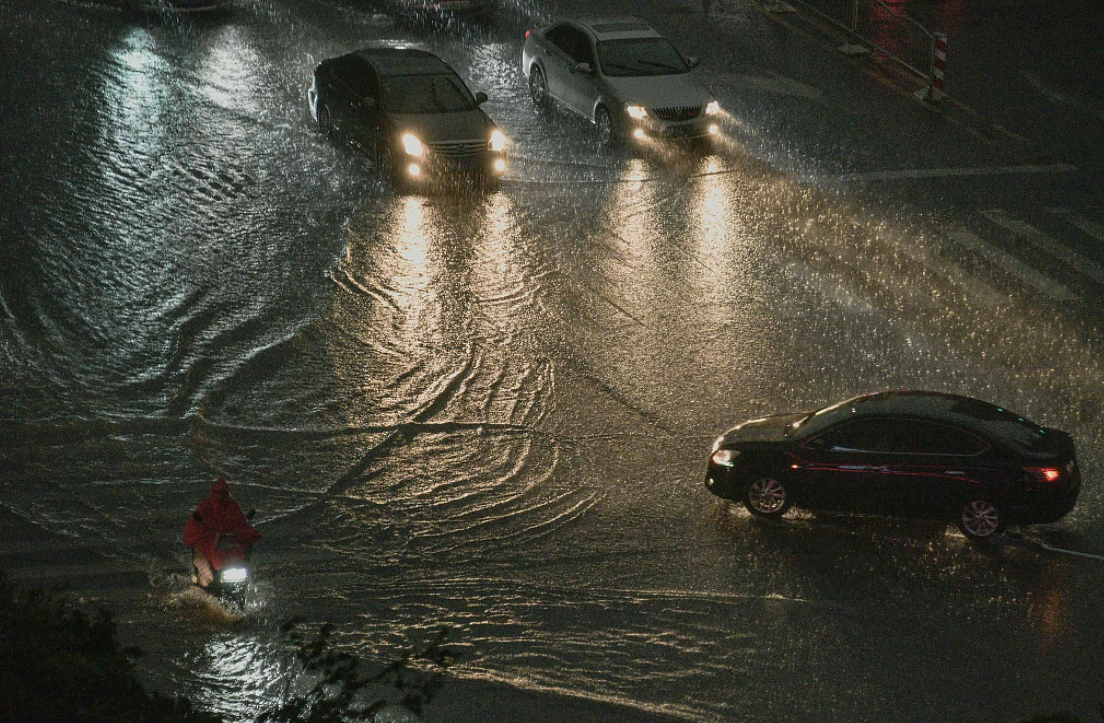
[
  {"xmin": 308, "ymin": 47, "xmax": 507, "ymax": 189},
  {"xmin": 705, "ymin": 391, "xmax": 1080, "ymax": 541}
]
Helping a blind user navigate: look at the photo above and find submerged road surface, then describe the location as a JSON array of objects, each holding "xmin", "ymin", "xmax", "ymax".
[{"xmin": 2, "ymin": 0, "xmax": 1104, "ymax": 721}]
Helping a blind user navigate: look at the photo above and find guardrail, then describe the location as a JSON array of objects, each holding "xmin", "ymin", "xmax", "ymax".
[{"xmin": 777, "ymin": 0, "xmax": 945, "ymax": 98}]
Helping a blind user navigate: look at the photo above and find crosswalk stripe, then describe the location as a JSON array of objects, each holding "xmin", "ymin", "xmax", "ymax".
[
  {"xmin": 1048, "ymin": 207, "xmax": 1104, "ymax": 245},
  {"xmin": 983, "ymin": 208, "xmax": 1104, "ymax": 286},
  {"xmin": 945, "ymin": 228, "xmax": 1079, "ymax": 302},
  {"xmin": 835, "ymin": 163, "xmax": 1077, "ymax": 183},
  {"xmin": 893, "ymin": 243, "xmax": 1007, "ymax": 307}
]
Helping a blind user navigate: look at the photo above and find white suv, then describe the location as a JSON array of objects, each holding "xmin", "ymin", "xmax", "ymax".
[{"xmin": 521, "ymin": 18, "xmax": 721, "ymax": 148}]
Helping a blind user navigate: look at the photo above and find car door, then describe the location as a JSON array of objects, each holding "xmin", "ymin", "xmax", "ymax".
[
  {"xmin": 790, "ymin": 418, "xmax": 899, "ymax": 513},
  {"xmin": 875, "ymin": 420, "xmax": 999, "ymax": 518},
  {"xmin": 543, "ymin": 25, "xmax": 594, "ymax": 115},
  {"xmin": 343, "ymin": 57, "xmax": 382, "ymax": 153},
  {"xmin": 325, "ymin": 56, "xmax": 359, "ymax": 135},
  {"xmin": 557, "ymin": 28, "xmax": 599, "ymax": 115}
]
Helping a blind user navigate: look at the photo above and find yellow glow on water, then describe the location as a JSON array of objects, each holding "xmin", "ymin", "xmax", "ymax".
[{"xmin": 396, "ymin": 196, "xmax": 430, "ymax": 278}]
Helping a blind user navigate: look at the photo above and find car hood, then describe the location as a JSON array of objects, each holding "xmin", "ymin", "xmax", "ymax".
[
  {"xmin": 719, "ymin": 412, "xmax": 809, "ymax": 446},
  {"xmin": 605, "ymin": 73, "xmax": 710, "ymax": 110},
  {"xmin": 388, "ymin": 109, "xmax": 493, "ymax": 143}
]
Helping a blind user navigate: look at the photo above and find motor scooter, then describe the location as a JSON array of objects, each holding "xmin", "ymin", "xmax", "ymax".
[{"xmin": 191, "ymin": 509, "xmax": 257, "ymax": 601}]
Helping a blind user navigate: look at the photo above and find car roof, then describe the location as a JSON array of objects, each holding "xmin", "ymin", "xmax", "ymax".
[
  {"xmin": 568, "ymin": 17, "xmax": 662, "ymax": 41},
  {"xmin": 352, "ymin": 47, "xmax": 455, "ymax": 77},
  {"xmin": 805, "ymin": 390, "xmax": 1054, "ymax": 453}
]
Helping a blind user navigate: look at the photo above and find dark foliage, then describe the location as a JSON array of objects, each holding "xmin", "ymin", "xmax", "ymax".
[
  {"xmin": 256, "ymin": 618, "xmax": 460, "ymax": 723},
  {"xmin": 0, "ymin": 570, "xmax": 222, "ymax": 723}
]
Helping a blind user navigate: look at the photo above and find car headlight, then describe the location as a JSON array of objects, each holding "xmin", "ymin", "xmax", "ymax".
[
  {"xmin": 706, "ymin": 100, "xmax": 720, "ymax": 116},
  {"xmin": 489, "ymin": 129, "xmax": 507, "ymax": 152},
  {"xmin": 625, "ymin": 104, "xmax": 648, "ymax": 120},
  {"xmin": 710, "ymin": 449, "xmax": 740, "ymax": 467},
  {"xmin": 401, "ymin": 133, "xmax": 425, "ymax": 157}
]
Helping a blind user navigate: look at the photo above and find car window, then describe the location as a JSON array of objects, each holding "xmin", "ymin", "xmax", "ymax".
[
  {"xmin": 596, "ymin": 37, "xmax": 689, "ymax": 77},
  {"xmin": 548, "ymin": 26, "xmax": 593, "ymax": 65},
  {"xmin": 890, "ymin": 420, "xmax": 989, "ymax": 456},
  {"xmin": 813, "ymin": 420, "xmax": 887, "ymax": 452},
  {"xmin": 546, "ymin": 25, "xmax": 572, "ymax": 52},
  {"xmin": 813, "ymin": 418, "xmax": 990, "ymax": 455},
  {"xmin": 379, "ymin": 72, "xmax": 477, "ymax": 114},
  {"xmin": 345, "ymin": 58, "xmax": 378, "ymax": 99}
]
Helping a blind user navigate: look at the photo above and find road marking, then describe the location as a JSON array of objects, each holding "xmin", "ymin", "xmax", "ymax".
[
  {"xmin": 983, "ymin": 208, "xmax": 1104, "ymax": 286},
  {"xmin": 727, "ymin": 72, "xmax": 824, "ymax": 100},
  {"xmin": 835, "ymin": 163, "xmax": 1077, "ymax": 183},
  {"xmin": 783, "ymin": 260, "xmax": 878, "ymax": 314},
  {"xmin": 1049, "ymin": 207, "xmax": 1104, "ymax": 245},
  {"xmin": 944, "ymin": 228, "xmax": 1079, "ymax": 302},
  {"xmin": 893, "ymin": 243, "xmax": 1008, "ymax": 307},
  {"xmin": 1022, "ymin": 71, "xmax": 1104, "ymax": 123}
]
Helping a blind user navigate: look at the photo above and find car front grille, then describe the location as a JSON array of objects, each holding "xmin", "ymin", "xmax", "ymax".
[
  {"xmin": 428, "ymin": 140, "xmax": 487, "ymax": 159},
  {"xmin": 652, "ymin": 105, "xmax": 702, "ymax": 122}
]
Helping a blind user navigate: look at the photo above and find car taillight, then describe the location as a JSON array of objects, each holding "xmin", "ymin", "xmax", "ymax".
[
  {"xmin": 525, "ymin": 29, "xmax": 530, "ymax": 38},
  {"xmin": 1026, "ymin": 467, "xmax": 1063, "ymax": 483}
]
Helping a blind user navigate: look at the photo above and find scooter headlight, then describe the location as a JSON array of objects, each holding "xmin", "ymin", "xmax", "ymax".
[{"xmin": 221, "ymin": 567, "xmax": 248, "ymax": 583}]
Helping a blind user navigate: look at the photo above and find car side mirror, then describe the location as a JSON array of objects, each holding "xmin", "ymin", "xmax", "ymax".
[
  {"xmin": 686, "ymin": 55, "xmax": 700, "ymax": 69},
  {"xmin": 246, "ymin": 509, "xmax": 256, "ymax": 520},
  {"xmin": 475, "ymin": 91, "xmax": 488, "ymax": 105},
  {"xmin": 574, "ymin": 62, "xmax": 592, "ymax": 74}
]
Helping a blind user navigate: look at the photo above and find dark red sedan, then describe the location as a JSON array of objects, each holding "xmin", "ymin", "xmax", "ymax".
[{"xmin": 705, "ymin": 391, "xmax": 1080, "ymax": 541}]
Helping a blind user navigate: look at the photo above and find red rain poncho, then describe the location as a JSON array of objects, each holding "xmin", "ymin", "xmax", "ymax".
[{"xmin": 184, "ymin": 479, "xmax": 261, "ymax": 570}]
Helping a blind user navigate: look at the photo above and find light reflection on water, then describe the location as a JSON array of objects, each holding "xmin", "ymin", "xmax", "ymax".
[{"xmin": 3, "ymin": 1, "xmax": 1104, "ymax": 721}]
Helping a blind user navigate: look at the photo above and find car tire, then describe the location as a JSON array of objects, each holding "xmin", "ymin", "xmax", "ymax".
[
  {"xmin": 957, "ymin": 499, "xmax": 1003, "ymax": 541},
  {"xmin": 595, "ymin": 105, "xmax": 618, "ymax": 150},
  {"xmin": 744, "ymin": 476, "xmax": 791, "ymax": 519},
  {"xmin": 529, "ymin": 66, "xmax": 550, "ymax": 113},
  {"xmin": 317, "ymin": 103, "xmax": 334, "ymax": 138}
]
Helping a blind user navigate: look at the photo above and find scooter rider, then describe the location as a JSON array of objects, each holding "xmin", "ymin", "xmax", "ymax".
[{"xmin": 184, "ymin": 478, "xmax": 260, "ymax": 588}]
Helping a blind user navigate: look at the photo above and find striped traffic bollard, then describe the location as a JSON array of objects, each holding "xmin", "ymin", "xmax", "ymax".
[{"xmin": 915, "ymin": 32, "xmax": 948, "ymax": 102}]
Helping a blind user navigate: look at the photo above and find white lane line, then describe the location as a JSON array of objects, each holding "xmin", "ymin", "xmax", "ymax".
[
  {"xmin": 944, "ymin": 228, "xmax": 1079, "ymax": 302},
  {"xmin": 983, "ymin": 208, "xmax": 1104, "ymax": 286},
  {"xmin": 894, "ymin": 243, "xmax": 1007, "ymax": 307},
  {"xmin": 1049, "ymin": 207, "xmax": 1104, "ymax": 245},
  {"xmin": 783, "ymin": 260, "xmax": 878, "ymax": 314},
  {"xmin": 835, "ymin": 163, "xmax": 1077, "ymax": 183},
  {"xmin": 727, "ymin": 72, "xmax": 824, "ymax": 100}
]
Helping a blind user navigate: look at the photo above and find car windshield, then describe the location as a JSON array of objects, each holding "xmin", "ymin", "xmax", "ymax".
[
  {"xmin": 596, "ymin": 38, "xmax": 689, "ymax": 77},
  {"xmin": 380, "ymin": 72, "xmax": 476, "ymax": 114}
]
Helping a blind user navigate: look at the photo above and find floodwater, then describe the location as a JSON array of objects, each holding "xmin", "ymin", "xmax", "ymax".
[{"xmin": 2, "ymin": 0, "xmax": 1103, "ymax": 721}]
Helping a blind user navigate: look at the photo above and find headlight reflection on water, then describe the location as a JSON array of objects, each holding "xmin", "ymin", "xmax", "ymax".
[{"xmin": 190, "ymin": 634, "xmax": 286, "ymax": 722}]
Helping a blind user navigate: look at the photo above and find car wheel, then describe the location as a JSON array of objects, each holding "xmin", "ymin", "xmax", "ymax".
[
  {"xmin": 958, "ymin": 499, "xmax": 1003, "ymax": 541},
  {"xmin": 317, "ymin": 103, "xmax": 334, "ymax": 138},
  {"xmin": 529, "ymin": 66, "xmax": 550, "ymax": 112},
  {"xmin": 744, "ymin": 476, "xmax": 791, "ymax": 518},
  {"xmin": 595, "ymin": 105, "xmax": 618, "ymax": 149}
]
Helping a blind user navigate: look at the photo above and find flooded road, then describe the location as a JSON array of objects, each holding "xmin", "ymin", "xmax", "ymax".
[{"xmin": 3, "ymin": 0, "xmax": 1104, "ymax": 721}]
